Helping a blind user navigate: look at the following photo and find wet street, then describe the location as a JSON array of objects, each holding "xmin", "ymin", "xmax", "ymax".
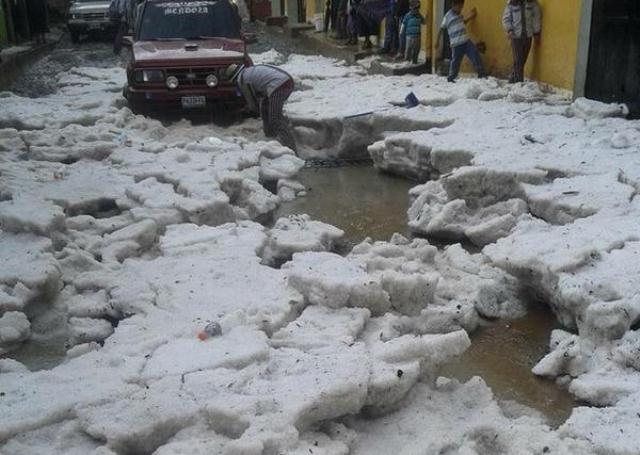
[
  {"xmin": 6, "ymin": 28, "xmax": 578, "ymax": 423},
  {"xmin": 2, "ymin": 21, "xmax": 640, "ymax": 455}
]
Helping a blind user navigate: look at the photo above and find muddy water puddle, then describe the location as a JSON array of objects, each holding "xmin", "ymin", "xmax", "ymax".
[
  {"xmin": 8, "ymin": 337, "xmax": 68, "ymax": 371},
  {"xmin": 276, "ymin": 166, "xmax": 415, "ymax": 246},
  {"xmin": 441, "ymin": 302, "xmax": 578, "ymax": 426},
  {"xmin": 279, "ymin": 165, "xmax": 577, "ymax": 425}
]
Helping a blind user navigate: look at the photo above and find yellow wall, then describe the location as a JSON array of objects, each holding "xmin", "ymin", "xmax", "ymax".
[
  {"xmin": 527, "ymin": 0, "xmax": 581, "ymax": 89},
  {"xmin": 421, "ymin": 0, "xmax": 434, "ymax": 59},
  {"xmin": 305, "ymin": 0, "xmax": 324, "ymax": 22},
  {"xmin": 450, "ymin": 0, "xmax": 582, "ymax": 90}
]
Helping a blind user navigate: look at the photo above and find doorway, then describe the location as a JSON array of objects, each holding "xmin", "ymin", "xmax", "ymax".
[
  {"xmin": 297, "ymin": 0, "xmax": 306, "ymax": 23},
  {"xmin": 585, "ymin": 0, "xmax": 640, "ymax": 103}
]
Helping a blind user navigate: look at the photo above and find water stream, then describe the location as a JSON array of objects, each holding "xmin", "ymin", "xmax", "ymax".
[
  {"xmin": 278, "ymin": 164, "xmax": 578, "ymax": 426},
  {"xmin": 276, "ymin": 165, "xmax": 415, "ymax": 246},
  {"xmin": 3, "ymin": 163, "xmax": 578, "ymax": 426}
]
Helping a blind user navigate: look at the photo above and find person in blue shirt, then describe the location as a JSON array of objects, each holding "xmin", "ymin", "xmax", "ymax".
[
  {"xmin": 400, "ymin": 0, "xmax": 424, "ymax": 64},
  {"xmin": 436, "ymin": 0, "xmax": 486, "ymax": 82}
]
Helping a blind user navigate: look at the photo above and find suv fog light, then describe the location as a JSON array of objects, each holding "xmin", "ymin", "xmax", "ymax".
[
  {"xmin": 206, "ymin": 74, "xmax": 219, "ymax": 88},
  {"xmin": 166, "ymin": 76, "xmax": 179, "ymax": 90}
]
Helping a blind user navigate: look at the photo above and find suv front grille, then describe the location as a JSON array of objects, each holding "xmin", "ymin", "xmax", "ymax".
[
  {"xmin": 165, "ymin": 67, "xmax": 230, "ymax": 87},
  {"xmin": 79, "ymin": 12, "xmax": 108, "ymax": 20}
]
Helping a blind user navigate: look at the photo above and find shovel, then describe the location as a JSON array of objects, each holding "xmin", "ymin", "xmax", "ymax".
[{"xmin": 342, "ymin": 92, "xmax": 420, "ymax": 119}]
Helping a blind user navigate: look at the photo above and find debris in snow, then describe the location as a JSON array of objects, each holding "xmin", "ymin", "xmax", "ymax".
[{"xmin": 197, "ymin": 321, "xmax": 223, "ymax": 340}]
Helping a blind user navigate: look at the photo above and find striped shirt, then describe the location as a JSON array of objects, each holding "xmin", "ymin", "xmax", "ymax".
[
  {"xmin": 441, "ymin": 9, "xmax": 469, "ymax": 47},
  {"xmin": 239, "ymin": 65, "xmax": 292, "ymax": 97}
]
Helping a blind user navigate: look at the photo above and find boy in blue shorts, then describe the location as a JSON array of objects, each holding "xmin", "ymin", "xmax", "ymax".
[
  {"xmin": 436, "ymin": 0, "xmax": 486, "ymax": 82},
  {"xmin": 401, "ymin": 0, "xmax": 425, "ymax": 64}
]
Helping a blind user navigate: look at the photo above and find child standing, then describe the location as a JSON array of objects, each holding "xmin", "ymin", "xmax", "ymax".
[
  {"xmin": 436, "ymin": 0, "xmax": 486, "ymax": 82},
  {"xmin": 401, "ymin": 0, "xmax": 425, "ymax": 64},
  {"xmin": 502, "ymin": 0, "xmax": 542, "ymax": 83}
]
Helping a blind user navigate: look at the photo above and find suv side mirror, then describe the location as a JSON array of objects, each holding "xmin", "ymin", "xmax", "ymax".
[
  {"xmin": 242, "ymin": 32, "xmax": 257, "ymax": 44},
  {"xmin": 122, "ymin": 35, "xmax": 134, "ymax": 47}
]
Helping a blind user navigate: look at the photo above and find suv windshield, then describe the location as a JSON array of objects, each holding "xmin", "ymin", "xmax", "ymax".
[{"xmin": 137, "ymin": 0, "xmax": 241, "ymax": 41}]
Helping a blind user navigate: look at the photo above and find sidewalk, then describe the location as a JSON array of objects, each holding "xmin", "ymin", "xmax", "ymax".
[
  {"xmin": 286, "ymin": 25, "xmax": 430, "ymax": 75},
  {"xmin": 0, "ymin": 28, "xmax": 64, "ymax": 90}
]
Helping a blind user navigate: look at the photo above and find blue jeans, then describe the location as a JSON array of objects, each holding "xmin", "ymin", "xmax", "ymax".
[
  {"xmin": 382, "ymin": 13, "xmax": 399, "ymax": 52},
  {"xmin": 398, "ymin": 29, "xmax": 406, "ymax": 55},
  {"xmin": 449, "ymin": 40, "xmax": 485, "ymax": 81}
]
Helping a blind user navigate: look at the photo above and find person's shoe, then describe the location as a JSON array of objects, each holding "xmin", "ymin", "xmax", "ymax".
[
  {"xmin": 362, "ymin": 40, "xmax": 373, "ymax": 50},
  {"xmin": 377, "ymin": 48, "xmax": 389, "ymax": 55},
  {"xmin": 447, "ymin": 77, "xmax": 456, "ymax": 83},
  {"xmin": 477, "ymin": 71, "xmax": 488, "ymax": 79}
]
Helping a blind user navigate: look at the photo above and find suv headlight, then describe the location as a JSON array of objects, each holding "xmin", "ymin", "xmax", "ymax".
[
  {"xmin": 206, "ymin": 74, "xmax": 218, "ymax": 88},
  {"xmin": 166, "ymin": 76, "xmax": 179, "ymax": 90},
  {"xmin": 134, "ymin": 69, "xmax": 165, "ymax": 83}
]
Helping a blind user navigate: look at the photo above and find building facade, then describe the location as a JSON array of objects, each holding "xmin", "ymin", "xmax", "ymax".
[{"xmin": 295, "ymin": 0, "xmax": 638, "ymax": 104}]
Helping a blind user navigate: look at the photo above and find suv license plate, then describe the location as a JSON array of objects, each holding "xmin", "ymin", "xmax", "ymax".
[
  {"xmin": 181, "ymin": 96, "xmax": 206, "ymax": 109},
  {"xmin": 88, "ymin": 22, "xmax": 101, "ymax": 30}
]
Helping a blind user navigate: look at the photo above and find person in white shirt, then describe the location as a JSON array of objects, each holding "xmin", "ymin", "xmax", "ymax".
[
  {"xmin": 502, "ymin": 0, "xmax": 542, "ymax": 83},
  {"xmin": 436, "ymin": 0, "xmax": 486, "ymax": 82}
]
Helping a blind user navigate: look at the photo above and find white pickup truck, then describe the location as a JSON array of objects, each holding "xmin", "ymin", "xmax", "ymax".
[{"xmin": 67, "ymin": 0, "xmax": 118, "ymax": 43}]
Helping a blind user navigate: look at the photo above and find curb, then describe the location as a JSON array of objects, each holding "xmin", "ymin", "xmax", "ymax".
[{"xmin": 0, "ymin": 31, "xmax": 64, "ymax": 91}]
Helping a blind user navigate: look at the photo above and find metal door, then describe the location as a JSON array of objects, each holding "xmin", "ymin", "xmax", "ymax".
[
  {"xmin": 297, "ymin": 0, "xmax": 306, "ymax": 23},
  {"xmin": 585, "ymin": 0, "xmax": 640, "ymax": 103}
]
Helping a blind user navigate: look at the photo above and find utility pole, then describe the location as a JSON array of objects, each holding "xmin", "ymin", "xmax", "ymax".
[{"xmin": 2, "ymin": 0, "xmax": 16, "ymax": 43}]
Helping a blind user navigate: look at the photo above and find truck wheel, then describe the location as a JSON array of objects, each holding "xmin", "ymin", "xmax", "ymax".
[
  {"xmin": 70, "ymin": 30, "xmax": 81, "ymax": 43},
  {"xmin": 128, "ymin": 101, "xmax": 143, "ymax": 116}
]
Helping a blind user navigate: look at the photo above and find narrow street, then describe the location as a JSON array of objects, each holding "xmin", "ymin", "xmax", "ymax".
[{"xmin": 1, "ymin": 19, "xmax": 640, "ymax": 455}]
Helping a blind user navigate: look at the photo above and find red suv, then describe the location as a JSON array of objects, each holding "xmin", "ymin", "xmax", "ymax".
[{"xmin": 124, "ymin": 0, "xmax": 252, "ymax": 112}]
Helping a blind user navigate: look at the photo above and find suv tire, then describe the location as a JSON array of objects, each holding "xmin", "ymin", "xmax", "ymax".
[{"xmin": 70, "ymin": 30, "xmax": 81, "ymax": 43}]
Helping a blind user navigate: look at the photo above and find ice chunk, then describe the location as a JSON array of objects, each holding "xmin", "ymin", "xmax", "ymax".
[
  {"xmin": 506, "ymin": 82, "xmax": 545, "ymax": 103},
  {"xmin": 126, "ymin": 177, "xmax": 234, "ymax": 226},
  {"xmin": 66, "ymin": 341, "xmax": 102, "ymax": 359},
  {"xmin": 0, "ymin": 197, "xmax": 66, "ymax": 236},
  {"xmin": 285, "ymin": 252, "xmax": 391, "ymax": 315},
  {"xmin": 1, "ymin": 159, "xmax": 133, "ymax": 215},
  {"xmin": 0, "ymin": 358, "xmax": 30, "ymax": 373},
  {"xmin": 78, "ymin": 377, "xmax": 200, "ymax": 455},
  {"xmin": 571, "ymin": 97, "xmax": 628, "ymax": 119},
  {"xmin": 353, "ymin": 376, "xmax": 600, "ymax": 455},
  {"xmin": 0, "ymin": 232, "xmax": 61, "ymax": 313},
  {"xmin": 142, "ymin": 327, "xmax": 269, "ymax": 380},
  {"xmin": 0, "ymin": 127, "xmax": 27, "ymax": 153},
  {"xmin": 0, "ymin": 311, "xmax": 31, "ymax": 354},
  {"xmin": 219, "ymin": 175, "xmax": 279, "ymax": 221},
  {"xmin": 68, "ymin": 317, "xmax": 114, "ymax": 346},
  {"xmin": 258, "ymin": 146, "xmax": 305, "ymax": 182},
  {"xmin": 251, "ymin": 49, "xmax": 286, "ymax": 66},
  {"xmin": 560, "ymin": 391, "xmax": 640, "ymax": 454},
  {"xmin": 261, "ymin": 215, "xmax": 344, "ymax": 266},
  {"xmin": 523, "ymin": 173, "xmax": 634, "ymax": 225},
  {"xmin": 277, "ymin": 179, "xmax": 306, "ymax": 202},
  {"xmin": 271, "ymin": 306, "xmax": 370, "ymax": 350}
]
